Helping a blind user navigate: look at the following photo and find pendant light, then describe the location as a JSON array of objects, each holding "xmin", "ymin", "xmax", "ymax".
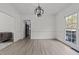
[{"xmin": 34, "ymin": 2, "xmax": 44, "ymax": 17}]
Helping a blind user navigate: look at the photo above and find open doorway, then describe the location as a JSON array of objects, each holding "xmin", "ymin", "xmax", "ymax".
[{"xmin": 24, "ymin": 20, "xmax": 31, "ymax": 39}]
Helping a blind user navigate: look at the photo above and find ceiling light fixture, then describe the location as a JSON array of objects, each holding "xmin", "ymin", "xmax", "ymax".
[{"xmin": 34, "ymin": 3, "xmax": 44, "ymax": 17}]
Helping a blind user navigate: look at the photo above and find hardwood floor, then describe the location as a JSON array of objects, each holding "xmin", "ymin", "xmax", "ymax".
[{"xmin": 0, "ymin": 39, "xmax": 78, "ymax": 55}]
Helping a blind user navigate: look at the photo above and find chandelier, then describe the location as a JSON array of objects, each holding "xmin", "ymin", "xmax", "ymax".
[{"xmin": 34, "ymin": 4, "xmax": 44, "ymax": 17}]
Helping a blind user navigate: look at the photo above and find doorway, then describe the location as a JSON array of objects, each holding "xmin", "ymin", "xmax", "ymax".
[{"xmin": 25, "ymin": 20, "xmax": 31, "ymax": 39}]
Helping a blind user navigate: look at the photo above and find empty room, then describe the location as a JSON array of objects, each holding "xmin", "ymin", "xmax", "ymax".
[{"xmin": 0, "ymin": 3, "xmax": 79, "ymax": 55}]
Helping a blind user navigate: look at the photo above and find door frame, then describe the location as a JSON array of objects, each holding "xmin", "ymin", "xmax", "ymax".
[{"xmin": 24, "ymin": 20, "xmax": 31, "ymax": 39}]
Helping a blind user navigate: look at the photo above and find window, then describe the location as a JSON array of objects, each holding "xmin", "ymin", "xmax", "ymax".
[
  {"xmin": 65, "ymin": 13, "xmax": 77, "ymax": 44},
  {"xmin": 66, "ymin": 13, "xmax": 77, "ymax": 29},
  {"xmin": 66, "ymin": 30, "xmax": 76, "ymax": 43}
]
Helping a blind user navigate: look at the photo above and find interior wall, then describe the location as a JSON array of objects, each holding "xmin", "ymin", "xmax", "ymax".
[
  {"xmin": 0, "ymin": 4, "xmax": 24, "ymax": 42},
  {"xmin": 56, "ymin": 4, "xmax": 79, "ymax": 51},
  {"xmin": 0, "ymin": 3, "xmax": 56, "ymax": 41},
  {"xmin": 23, "ymin": 14, "xmax": 56, "ymax": 39}
]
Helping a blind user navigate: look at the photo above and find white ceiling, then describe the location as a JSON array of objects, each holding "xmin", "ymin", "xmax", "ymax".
[{"xmin": 10, "ymin": 3, "xmax": 71, "ymax": 16}]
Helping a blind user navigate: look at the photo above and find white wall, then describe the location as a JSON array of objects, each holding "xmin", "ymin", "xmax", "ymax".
[
  {"xmin": 56, "ymin": 4, "xmax": 79, "ymax": 51},
  {"xmin": 0, "ymin": 4, "xmax": 24, "ymax": 42},
  {"xmin": 23, "ymin": 14, "xmax": 56, "ymax": 39},
  {"xmin": 0, "ymin": 3, "xmax": 56, "ymax": 41}
]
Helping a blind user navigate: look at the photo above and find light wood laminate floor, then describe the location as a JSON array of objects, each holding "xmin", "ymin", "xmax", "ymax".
[{"xmin": 0, "ymin": 39, "xmax": 78, "ymax": 55}]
